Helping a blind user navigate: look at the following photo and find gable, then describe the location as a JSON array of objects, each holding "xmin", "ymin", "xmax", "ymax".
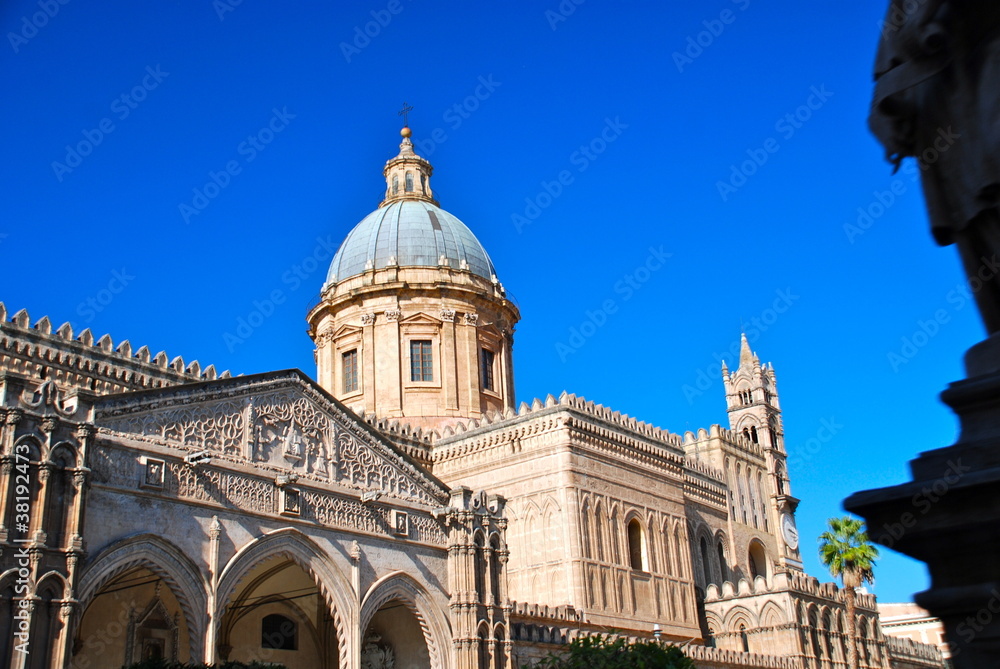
[{"xmin": 94, "ymin": 370, "xmax": 448, "ymax": 507}]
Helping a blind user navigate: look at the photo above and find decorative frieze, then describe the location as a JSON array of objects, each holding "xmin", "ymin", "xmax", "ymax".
[{"xmin": 88, "ymin": 441, "xmax": 448, "ymax": 545}]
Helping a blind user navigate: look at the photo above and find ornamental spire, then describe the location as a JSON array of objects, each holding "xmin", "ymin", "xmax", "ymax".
[{"xmin": 381, "ymin": 112, "xmax": 437, "ymax": 207}]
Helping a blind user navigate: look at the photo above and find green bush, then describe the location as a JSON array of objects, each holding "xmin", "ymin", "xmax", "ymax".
[
  {"xmin": 123, "ymin": 660, "xmax": 286, "ymax": 669},
  {"xmin": 533, "ymin": 635, "xmax": 695, "ymax": 669}
]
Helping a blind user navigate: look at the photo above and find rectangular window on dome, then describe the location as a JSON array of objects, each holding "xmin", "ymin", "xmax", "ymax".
[
  {"xmin": 410, "ymin": 340, "xmax": 433, "ymax": 382},
  {"xmin": 342, "ymin": 349, "xmax": 358, "ymax": 393},
  {"xmin": 481, "ymin": 348, "xmax": 496, "ymax": 391}
]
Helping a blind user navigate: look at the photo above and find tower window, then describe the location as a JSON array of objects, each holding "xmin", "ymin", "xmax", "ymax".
[
  {"xmin": 481, "ymin": 348, "xmax": 496, "ymax": 391},
  {"xmin": 392, "ymin": 174, "xmax": 399, "ymax": 194},
  {"xmin": 405, "ymin": 172, "xmax": 414, "ymax": 192},
  {"xmin": 342, "ymin": 349, "xmax": 358, "ymax": 393},
  {"xmin": 261, "ymin": 614, "xmax": 297, "ymax": 650},
  {"xmin": 410, "ymin": 340, "xmax": 433, "ymax": 382},
  {"xmin": 627, "ymin": 519, "xmax": 647, "ymax": 571}
]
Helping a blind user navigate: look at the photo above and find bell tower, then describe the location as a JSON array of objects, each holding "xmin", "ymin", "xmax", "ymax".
[{"xmin": 723, "ymin": 334, "xmax": 803, "ymax": 572}]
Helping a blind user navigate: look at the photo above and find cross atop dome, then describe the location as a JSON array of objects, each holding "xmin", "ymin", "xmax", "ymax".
[{"xmin": 381, "ymin": 120, "xmax": 437, "ymax": 207}]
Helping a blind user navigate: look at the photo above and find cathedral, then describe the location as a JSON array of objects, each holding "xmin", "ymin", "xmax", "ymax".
[{"xmin": 0, "ymin": 126, "xmax": 946, "ymax": 669}]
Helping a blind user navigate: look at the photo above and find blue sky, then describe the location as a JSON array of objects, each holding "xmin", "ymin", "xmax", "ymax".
[{"xmin": 1, "ymin": 1, "xmax": 978, "ymax": 604}]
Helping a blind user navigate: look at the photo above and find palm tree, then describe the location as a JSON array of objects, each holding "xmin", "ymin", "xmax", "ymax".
[{"xmin": 819, "ymin": 516, "xmax": 879, "ymax": 669}]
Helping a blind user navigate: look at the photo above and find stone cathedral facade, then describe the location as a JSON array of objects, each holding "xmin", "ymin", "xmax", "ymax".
[{"xmin": 0, "ymin": 128, "xmax": 945, "ymax": 669}]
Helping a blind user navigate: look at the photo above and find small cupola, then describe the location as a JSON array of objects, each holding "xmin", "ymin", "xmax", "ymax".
[{"xmin": 381, "ymin": 126, "xmax": 437, "ymax": 207}]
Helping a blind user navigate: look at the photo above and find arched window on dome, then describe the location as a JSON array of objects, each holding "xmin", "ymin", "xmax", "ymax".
[
  {"xmin": 392, "ymin": 174, "xmax": 399, "ymax": 194},
  {"xmin": 405, "ymin": 172, "xmax": 414, "ymax": 192},
  {"xmin": 420, "ymin": 173, "xmax": 427, "ymax": 194}
]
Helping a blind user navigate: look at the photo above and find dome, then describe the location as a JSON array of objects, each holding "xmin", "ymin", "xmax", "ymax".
[{"xmin": 326, "ymin": 199, "xmax": 498, "ymax": 284}]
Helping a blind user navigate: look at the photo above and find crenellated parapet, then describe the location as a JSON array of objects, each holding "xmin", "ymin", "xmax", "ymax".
[
  {"xmin": 703, "ymin": 571, "xmax": 878, "ymax": 612},
  {"xmin": 432, "ymin": 391, "xmax": 690, "ymax": 473},
  {"xmin": 0, "ymin": 302, "xmax": 231, "ymax": 395},
  {"xmin": 884, "ymin": 635, "xmax": 946, "ymax": 668},
  {"xmin": 359, "ymin": 410, "xmax": 434, "ymax": 469}
]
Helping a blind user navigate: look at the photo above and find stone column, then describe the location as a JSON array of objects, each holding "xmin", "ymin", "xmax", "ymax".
[
  {"xmin": 362, "ymin": 313, "xmax": 377, "ymax": 411},
  {"xmin": 381, "ymin": 309, "xmax": 403, "ymax": 416},
  {"xmin": 460, "ymin": 313, "xmax": 480, "ymax": 418},
  {"xmin": 440, "ymin": 310, "xmax": 459, "ymax": 415},
  {"xmin": 205, "ymin": 516, "xmax": 222, "ymax": 664}
]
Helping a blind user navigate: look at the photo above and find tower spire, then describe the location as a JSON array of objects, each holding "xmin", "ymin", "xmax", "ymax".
[{"xmin": 738, "ymin": 332, "xmax": 754, "ymax": 370}]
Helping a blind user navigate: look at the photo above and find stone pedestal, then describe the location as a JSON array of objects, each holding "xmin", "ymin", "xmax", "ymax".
[{"xmin": 845, "ymin": 336, "xmax": 1000, "ymax": 667}]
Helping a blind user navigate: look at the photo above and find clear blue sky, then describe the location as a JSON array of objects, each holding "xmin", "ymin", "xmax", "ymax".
[{"xmin": 1, "ymin": 1, "xmax": 978, "ymax": 604}]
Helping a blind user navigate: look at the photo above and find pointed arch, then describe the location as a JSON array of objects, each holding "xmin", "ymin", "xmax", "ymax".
[
  {"xmin": 660, "ymin": 517, "xmax": 673, "ymax": 576},
  {"xmin": 760, "ymin": 600, "xmax": 784, "ymax": 628},
  {"xmin": 215, "ymin": 528, "xmax": 354, "ymax": 669},
  {"xmin": 75, "ymin": 533, "xmax": 208, "ymax": 661},
  {"xmin": 593, "ymin": 499, "xmax": 606, "ymax": 562},
  {"xmin": 580, "ymin": 498, "xmax": 592, "ymax": 560},
  {"xmin": 360, "ymin": 571, "xmax": 452, "ymax": 669}
]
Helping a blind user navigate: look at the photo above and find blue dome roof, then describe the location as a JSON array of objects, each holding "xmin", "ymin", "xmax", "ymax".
[{"xmin": 327, "ymin": 200, "xmax": 497, "ymax": 284}]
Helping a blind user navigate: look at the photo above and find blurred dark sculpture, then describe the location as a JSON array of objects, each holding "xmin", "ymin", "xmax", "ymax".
[{"xmin": 870, "ymin": 0, "xmax": 1000, "ymax": 334}]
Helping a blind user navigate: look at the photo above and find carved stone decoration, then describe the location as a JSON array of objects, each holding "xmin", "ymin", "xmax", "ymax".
[
  {"xmin": 361, "ymin": 313, "xmax": 376, "ymax": 326},
  {"xmin": 440, "ymin": 309, "xmax": 456, "ymax": 322},
  {"xmin": 384, "ymin": 309, "xmax": 402, "ymax": 322},
  {"xmin": 103, "ymin": 400, "xmax": 247, "ymax": 458},
  {"xmin": 209, "ymin": 515, "xmax": 222, "ymax": 540},
  {"xmin": 361, "ymin": 633, "xmax": 395, "ymax": 669},
  {"xmin": 142, "ymin": 459, "xmax": 165, "ymax": 488},
  {"xmin": 254, "ymin": 394, "xmax": 332, "ymax": 479},
  {"xmin": 316, "ymin": 327, "xmax": 336, "ymax": 349},
  {"xmin": 464, "ymin": 313, "xmax": 479, "ymax": 326},
  {"xmin": 20, "ymin": 380, "xmax": 76, "ymax": 417},
  {"xmin": 40, "ymin": 416, "xmax": 58, "ymax": 433}
]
